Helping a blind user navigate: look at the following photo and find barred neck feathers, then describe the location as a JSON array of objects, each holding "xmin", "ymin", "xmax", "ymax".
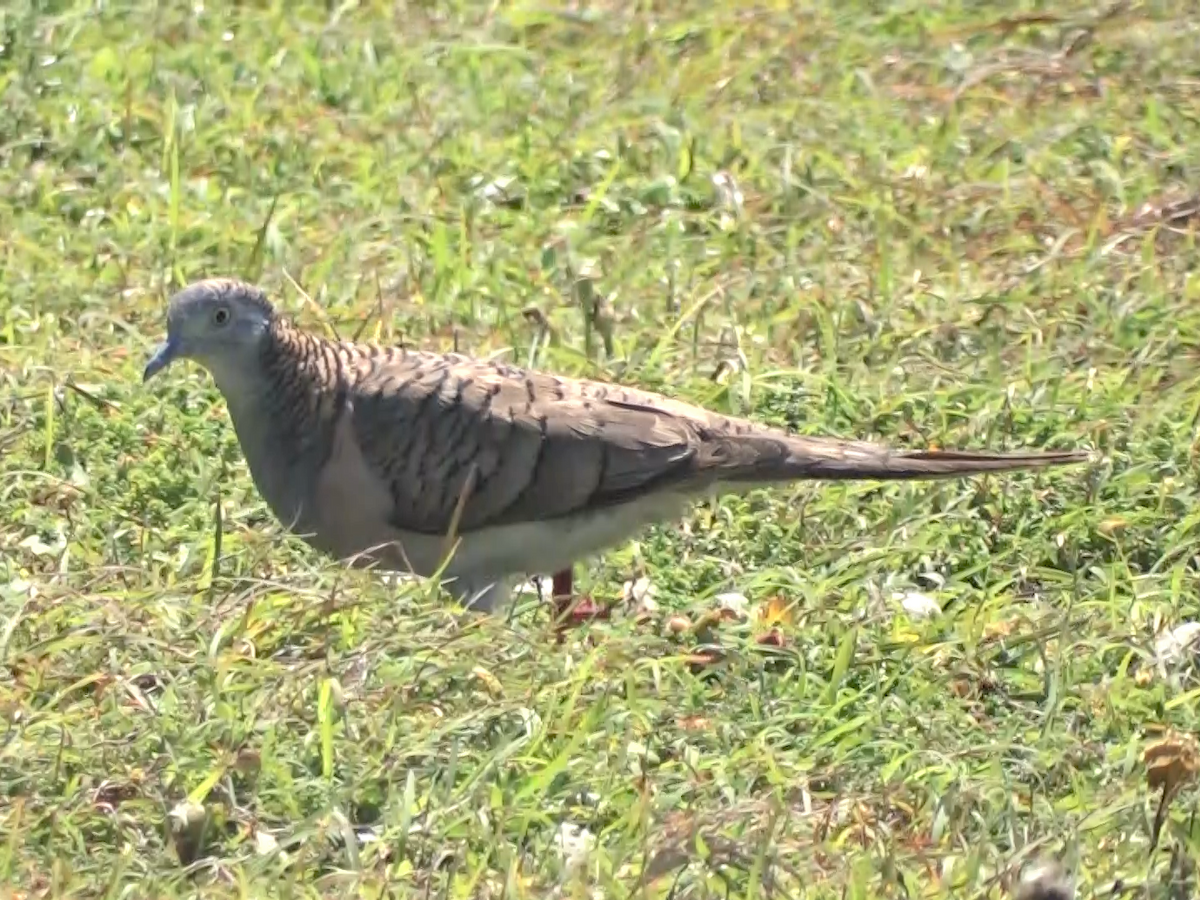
[
  {"xmin": 254, "ymin": 320, "xmax": 406, "ymax": 434},
  {"xmin": 256, "ymin": 320, "xmax": 355, "ymax": 446},
  {"xmin": 219, "ymin": 320, "xmax": 372, "ymax": 532}
]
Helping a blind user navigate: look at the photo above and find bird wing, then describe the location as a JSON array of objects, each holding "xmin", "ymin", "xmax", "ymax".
[
  {"xmin": 344, "ymin": 351, "xmax": 711, "ymax": 536},
  {"xmin": 339, "ymin": 348, "xmax": 1088, "ymax": 538}
]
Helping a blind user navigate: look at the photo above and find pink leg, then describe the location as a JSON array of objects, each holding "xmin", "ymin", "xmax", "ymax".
[{"xmin": 550, "ymin": 568, "xmax": 609, "ymax": 632}]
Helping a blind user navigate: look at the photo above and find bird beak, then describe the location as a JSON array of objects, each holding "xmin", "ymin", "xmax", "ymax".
[{"xmin": 143, "ymin": 337, "xmax": 177, "ymax": 383}]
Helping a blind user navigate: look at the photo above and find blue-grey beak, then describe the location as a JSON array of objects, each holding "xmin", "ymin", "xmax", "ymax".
[{"xmin": 143, "ymin": 337, "xmax": 177, "ymax": 382}]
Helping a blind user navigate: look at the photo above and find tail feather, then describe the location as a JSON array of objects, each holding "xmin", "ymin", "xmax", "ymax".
[{"xmin": 709, "ymin": 435, "xmax": 1090, "ymax": 483}]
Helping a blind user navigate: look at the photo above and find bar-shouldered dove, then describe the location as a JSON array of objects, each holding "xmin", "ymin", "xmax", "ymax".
[{"xmin": 143, "ymin": 278, "xmax": 1090, "ymax": 618}]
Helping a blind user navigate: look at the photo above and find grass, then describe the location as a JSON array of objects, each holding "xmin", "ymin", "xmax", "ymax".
[{"xmin": 3, "ymin": 0, "xmax": 1200, "ymax": 896}]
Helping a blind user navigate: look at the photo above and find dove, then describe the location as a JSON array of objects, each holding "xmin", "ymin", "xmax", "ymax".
[{"xmin": 143, "ymin": 278, "xmax": 1089, "ymax": 622}]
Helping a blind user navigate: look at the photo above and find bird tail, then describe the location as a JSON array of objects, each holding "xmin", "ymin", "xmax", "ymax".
[{"xmin": 704, "ymin": 434, "xmax": 1090, "ymax": 483}]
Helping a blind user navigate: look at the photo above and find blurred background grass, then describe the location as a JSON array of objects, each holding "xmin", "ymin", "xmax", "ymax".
[{"xmin": 3, "ymin": 1, "xmax": 1200, "ymax": 896}]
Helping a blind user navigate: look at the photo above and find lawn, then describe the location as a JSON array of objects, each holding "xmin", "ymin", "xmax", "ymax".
[{"xmin": 3, "ymin": 0, "xmax": 1200, "ymax": 896}]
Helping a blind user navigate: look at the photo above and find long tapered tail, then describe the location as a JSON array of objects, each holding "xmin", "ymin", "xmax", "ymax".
[{"xmin": 708, "ymin": 435, "xmax": 1090, "ymax": 483}]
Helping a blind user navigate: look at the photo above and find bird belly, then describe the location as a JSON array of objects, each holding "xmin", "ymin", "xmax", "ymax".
[
  {"xmin": 288, "ymin": 497, "xmax": 681, "ymax": 587},
  {"xmin": 439, "ymin": 492, "xmax": 693, "ymax": 578},
  {"xmin": 303, "ymin": 493, "xmax": 692, "ymax": 582}
]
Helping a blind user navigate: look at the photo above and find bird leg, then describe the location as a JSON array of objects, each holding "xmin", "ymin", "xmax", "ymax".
[{"xmin": 550, "ymin": 568, "xmax": 610, "ymax": 630}]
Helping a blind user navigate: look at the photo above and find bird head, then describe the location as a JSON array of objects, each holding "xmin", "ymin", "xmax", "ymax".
[{"xmin": 143, "ymin": 279, "xmax": 276, "ymax": 383}]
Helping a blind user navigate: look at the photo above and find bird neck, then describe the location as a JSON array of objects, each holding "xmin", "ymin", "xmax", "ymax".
[
  {"xmin": 241, "ymin": 320, "xmax": 352, "ymax": 440},
  {"xmin": 262, "ymin": 319, "xmax": 348, "ymax": 392},
  {"xmin": 216, "ymin": 320, "xmax": 353, "ymax": 532}
]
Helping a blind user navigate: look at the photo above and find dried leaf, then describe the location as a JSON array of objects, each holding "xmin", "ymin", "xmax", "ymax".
[
  {"xmin": 949, "ymin": 676, "xmax": 975, "ymax": 699},
  {"xmin": 756, "ymin": 595, "xmax": 794, "ymax": 627},
  {"xmin": 665, "ymin": 615, "xmax": 691, "ymax": 635},
  {"xmin": 234, "ymin": 749, "xmax": 262, "ymax": 775},
  {"xmin": 1144, "ymin": 732, "xmax": 1200, "ymax": 796},
  {"xmin": 1144, "ymin": 731, "xmax": 1199, "ymax": 853},
  {"xmin": 472, "ymin": 666, "xmax": 503, "ymax": 698},
  {"xmin": 470, "ymin": 667, "xmax": 504, "ymax": 700},
  {"xmin": 982, "ymin": 619, "xmax": 1017, "ymax": 641},
  {"xmin": 685, "ymin": 647, "xmax": 725, "ymax": 671},
  {"xmin": 754, "ymin": 629, "xmax": 786, "ymax": 647},
  {"xmin": 929, "ymin": 647, "xmax": 955, "ymax": 669}
]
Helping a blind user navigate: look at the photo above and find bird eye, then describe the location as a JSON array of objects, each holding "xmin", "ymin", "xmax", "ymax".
[{"xmin": 212, "ymin": 307, "xmax": 231, "ymax": 326}]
